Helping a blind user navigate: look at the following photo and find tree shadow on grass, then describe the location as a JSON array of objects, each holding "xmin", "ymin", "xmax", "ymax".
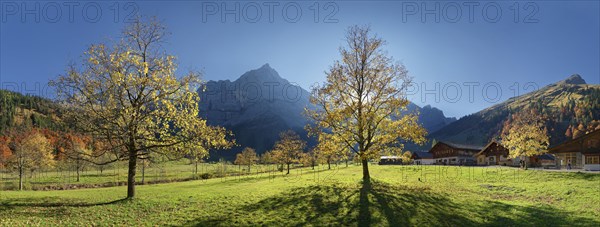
[
  {"xmin": 355, "ymin": 179, "xmax": 476, "ymax": 226},
  {"xmin": 0, "ymin": 197, "xmax": 130, "ymax": 210},
  {"xmin": 0, "ymin": 197, "xmax": 131, "ymax": 220},
  {"xmin": 474, "ymin": 200, "xmax": 600, "ymax": 226},
  {"xmin": 186, "ymin": 178, "xmax": 600, "ymax": 226},
  {"xmin": 186, "ymin": 179, "xmax": 475, "ymax": 226}
]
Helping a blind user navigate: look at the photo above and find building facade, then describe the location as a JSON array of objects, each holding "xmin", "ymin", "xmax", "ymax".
[
  {"xmin": 475, "ymin": 141, "xmax": 512, "ymax": 166},
  {"xmin": 549, "ymin": 129, "xmax": 600, "ymax": 171},
  {"xmin": 412, "ymin": 151, "xmax": 435, "ymax": 165},
  {"xmin": 429, "ymin": 141, "xmax": 482, "ymax": 165}
]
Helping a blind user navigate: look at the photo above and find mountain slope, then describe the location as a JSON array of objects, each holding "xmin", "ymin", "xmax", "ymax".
[
  {"xmin": 198, "ymin": 64, "xmax": 456, "ymax": 158},
  {"xmin": 405, "ymin": 103, "xmax": 456, "ymax": 133},
  {"xmin": 430, "ymin": 74, "xmax": 600, "ymax": 146},
  {"xmin": 198, "ymin": 64, "xmax": 313, "ymax": 158},
  {"xmin": 0, "ymin": 89, "xmax": 64, "ymax": 132}
]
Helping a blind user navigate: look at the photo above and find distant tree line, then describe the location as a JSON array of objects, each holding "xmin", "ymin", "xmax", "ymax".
[{"xmin": 0, "ymin": 90, "xmax": 63, "ymax": 132}]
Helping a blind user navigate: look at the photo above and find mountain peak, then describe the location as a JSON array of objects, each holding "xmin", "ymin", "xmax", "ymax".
[
  {"xmin": 260, "ymin": 63, "xmax": 272, "ymax": 69},
  {"xmin": 237, "ymin": 63, "xmax": 286, "ymax": 83},
  {"xmin": 560, "ymin": 74, "xmax": 586, "ymax": 85}
]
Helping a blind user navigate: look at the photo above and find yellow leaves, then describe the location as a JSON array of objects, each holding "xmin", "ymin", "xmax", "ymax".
[
  {"xmin": 502, "ymin": 109, "xmax": 549, "ymax": 159},
  {"xmin": 143, "ymin": 63, "xmax": 149, "ymax": 75},
  {"xmin": 52, "ymin": 18, "xmax": 234, "ymax": 181},
  {"xmin": 88, "ymin": 57, "xmax": 99, "ymax": 65},
  {"xmin": 308, "ymin": 26, "xmax": 426, "ymax": 163},
  {"xmin": 7, "ymin": 130, "xmax": 55, "ymax": 170}
]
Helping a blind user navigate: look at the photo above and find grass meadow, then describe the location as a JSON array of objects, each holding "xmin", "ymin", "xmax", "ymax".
[
  {"xmin": 0, "ymin": 161, "xmax": 280, "ymax": 190},
  {"xmin": 0, "ymin": 164, "xmax": 599, "ymax": 226}
]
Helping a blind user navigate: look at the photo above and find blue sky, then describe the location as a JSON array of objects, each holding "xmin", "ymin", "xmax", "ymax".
[{"xmin": 1, "ymin": 1, "xmax": 598, "ymax": 118}]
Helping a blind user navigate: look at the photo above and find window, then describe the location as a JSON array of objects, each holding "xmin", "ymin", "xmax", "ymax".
[
  {"xmin": 585, "ymin": 156, "xmax": 599, "ymax": 164},
  {"xmin": 564, "ymin": 153, "xmax": 578, "ymax": 166}
]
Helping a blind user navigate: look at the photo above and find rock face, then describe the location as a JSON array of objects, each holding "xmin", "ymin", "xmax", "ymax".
[
  {"xmin": 199, "ymin": 64, "xmax": 312, "ymax": 158},
  {"xmin": 560, "ymin": 74, "xmax": 586, "ymax": 85},
  {"xmin": 405, "ymin": 103, "xmax": 456, "ymax": 134},
  {"xmin": 199, "ymin": 64, "xmax": 457, "ymax": 159}
]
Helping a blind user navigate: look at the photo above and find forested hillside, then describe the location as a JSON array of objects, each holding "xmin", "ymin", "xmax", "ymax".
[
  {"xmin": 430, "ymin": 74, "xmax": 600, "ymax": 146},
  {"xmin": 0, "ymin": 90, "xmax": 63, "ymax": 132}
]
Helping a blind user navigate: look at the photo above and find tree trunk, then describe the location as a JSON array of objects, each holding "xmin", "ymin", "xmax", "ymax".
[
  {"xmin": 328, "ymin": 160, "xmax": 331, "ymax": 170},
  {"xmin": 194, "ymin": 160, "xmax": 198, "ymax": 175},
  {"xmin": 76, "ymin": 160, "xmax": 81, "ymax": 182},
  {"xmin": 346, "ymin": 159, "xmax": 348, "ymax": 167},
  {"xmin": 141, "ymin": 159, "xmax": 145, "ymax": 185},
  {"xmin": 286, "ymin": 163, "xmax": 290, "ymax": 175},
  {"xmin": 362, "ymin": 159, "xmax": 370, "ymax": 181},
  {"xmin": 127, "ymin": 151, "xmax": 137, "ymax": 199},
  {"xmin": 248, "ymin": 164, "xmax": 251, "ymax": 173},
  {"xmin": 18, "ymin": 166, "xmax": 23, "ymax": 191}
]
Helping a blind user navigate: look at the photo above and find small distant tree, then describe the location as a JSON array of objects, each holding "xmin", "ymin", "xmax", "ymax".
[
  {"xmin": 565, "ymin": 126, "xmax": 573, "ymax": 140},
  {"xmin": 502, "ymin": 109, "xmax": 549, "ymax": 170},
  {"xmin": 299, "ymin": 149, "xmax": 318, "ymax": 169},
  {"xmin": 187, "ymin": 126, "xmax": 234, "ymax": 175},
  {"xmin": 260, "ymin": 151, "xmax": 274, "ymax": 164},
  {"xmin": 401, "ymin": 151, "xmax": 413, "ymax": 164},
  {"xmin": 0, "ymin": 136, "xmax": 12, "ymax": 167},
  {"xmin": 63, "ymin": 133, "xmax": 92, "ymax": 182},
  {"xmin": 235, "ymin": 147, "xmax": 258, "ymax": 172},
  {"xmin": 6, "ymin": 129, "xmax": 55, "ymax": 190},
  {"xmin": 573, "ymin": 123, "xmax": 586, "ymax": 139},
  {"xmin": 314, "ymin": 133, "xmax": 344, "ymax": 170},
  {"xmin": 87, "ymin": 139, "xmax": 116, "ymax": 174},
  {"xmin": 136, "ymin": 152, "xmax": 153, "ymax": 184},
  {"xmin": 261, "ymin": 150, "xmax": 280, "ymax": 172},
  {"xmin": 272, "ymin": 130, "xmax": 306, "ymax": 174}
]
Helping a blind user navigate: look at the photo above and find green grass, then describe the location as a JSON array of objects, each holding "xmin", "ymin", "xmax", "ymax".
[
  {"xmin": 0, "ymin": 161, "xmax": 281, "ymax": 190},
  {"xmin": 1, "ymin": 165, "xmax": 599, "ymax": 226}
]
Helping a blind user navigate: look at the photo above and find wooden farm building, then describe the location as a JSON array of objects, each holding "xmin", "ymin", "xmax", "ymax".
[
  {"xmin": 429, "ymin": 141, "xmax": 482, "ymax": 165},
  {"xmin": 475, "ymin": 141, "xmax": 556, "ymax": 167},
  {"xmin": 549, "ymin": 129, "xmax": 600, "ymax": 171},
  {"xmin": 378, "ymin": 156, "xmax": 402, "ymax": 165},
  {"xmin": 475, "ymin": 141, "xmax": 512, "ymax": 166},
  {"xmin": 412, "ymin": 151, "xmax": 435, "ymax": 165}
]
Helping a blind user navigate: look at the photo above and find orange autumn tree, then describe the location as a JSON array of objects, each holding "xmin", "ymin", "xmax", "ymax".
[
  {"xmin": 0, "ymin": 135, "xmax": 12, "ymax": 167},
  {"xmin": 62, "ymin": 133, "xmax": 93, "ymax": 182},
  {"xmin": 5, "ymin": 128, "xmax": 55, "ymax": 190}
]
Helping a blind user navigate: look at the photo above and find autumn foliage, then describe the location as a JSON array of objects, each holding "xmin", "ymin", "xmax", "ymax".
[{"xmin": 501, "ymin": 108, "xmax": 550, "ymax": 169}]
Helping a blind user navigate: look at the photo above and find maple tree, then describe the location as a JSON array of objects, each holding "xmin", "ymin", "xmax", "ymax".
[
  {"xmin": 501, "ymin": 108, "xmax": 550, "ymax": 169},
  {"xmin": 5, "ymin": 129, "xmax": 55, "ymax": 190},
  {"xmin": 50, "ymin": 17, "xmax": 232, "ymax": 198},
  {"xmin": 271, "ymin": 130, "xmax": 306, "ymax": 175},
  {"xmin": 306, "ymin": 25, "xmax": 426, "ymax": 181},
  {"xmin": 234, "ymin": 147, "xmax": 259, "ymax": 172}
]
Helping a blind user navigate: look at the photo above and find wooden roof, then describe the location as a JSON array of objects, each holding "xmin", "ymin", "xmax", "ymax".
[
  {"xmin": 475, "ymin": 141, "xmax": 508, "ymax": 156},
  {"xmin": 433, "ymin": 141, "xmax": 483, "ymax": 151},
  {"xmin": 549, "ymin": 129, "xmax": 600, "ymax": 154}
]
